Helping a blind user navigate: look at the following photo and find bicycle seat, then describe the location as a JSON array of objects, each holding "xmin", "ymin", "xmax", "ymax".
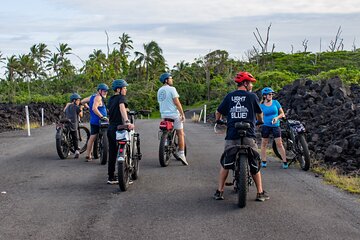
[
  {"xmin": 234, "ymin": 122, "xmax": 250, "ymax": 130},
  {"xmin": 59, "ymin": 119, "xmax": 71, "ymax": 124},
  {"xmin": 164, "ymin": 118, "xmax": 175, "ymax": 122}
]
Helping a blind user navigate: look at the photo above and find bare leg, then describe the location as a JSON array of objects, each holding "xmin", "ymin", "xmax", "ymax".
[
  {"xmin": 261, "ymin": 138, "xmax": 269, "ymax": 162},
  {"xmin": 85, "ymin": 134, "xmax": 97, "ymax": 158},
  {"xmin": 176, "ymin": 129, "xmax": 185, "ymax": 151},
  {"xmin": 252, "ymin": 172, "xmax": 263, "ymax": 194},
  {"xmin": 217, "ymin": 167, "xmax": 229, "ymax": 192},
  {"xmin": 275, "ymin": 137, "xmax": 287, "ymax": 162}
]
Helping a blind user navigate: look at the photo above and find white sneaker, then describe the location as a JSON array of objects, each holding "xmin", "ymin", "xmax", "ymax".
[
  {"xmin": 74, "ymin": 150, "xmax": 80, "ymax": 159},
  {"xmin": 178, "ymin": 153, "xmax": 188, "ymax": 166}
]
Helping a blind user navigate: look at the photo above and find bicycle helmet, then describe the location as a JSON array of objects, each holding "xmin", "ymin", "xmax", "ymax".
[
  {"xmin": 97, "ymin": 83, "xmax": 109, "ymax": 91},
  {"xmin": 112, "ymin": 79, "xmax": 128, "ymax": 90},
  {"xmin": 159, "ymin": 73, "xmax": 171, "ymax": 83},
  {"xmin": 70, "ymin": 93, "xmax": 81, "ymax": 102},
  {"xmin": 261, "ymin": 87, "xmax": 275, "ymax": 95},
  {"xmin": 234, "ymin": 71, "xmax": 256, "ymax": 83}
]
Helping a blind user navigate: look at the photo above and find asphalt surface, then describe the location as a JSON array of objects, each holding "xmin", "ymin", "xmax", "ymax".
[{"xmin": 0, "ymin": 120, "xmax": 359, "ymax": 240}]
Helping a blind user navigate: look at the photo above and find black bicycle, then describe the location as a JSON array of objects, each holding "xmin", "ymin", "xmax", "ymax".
[
  {"xmin": 93, "ymin": 119, "xmax": 109, "ymax": 165},
  {"xmin": 216, "ymin": 120, "xmax": 261, "ymax": 208},
  {"xmin": 55, "ymin": 119, "xmax": 90, "ymax": 159},
  {"xmin": 158, "ymin": 118, "xmax": 187, "ymax": 167},
  {"xmin": 272, "ymin": 118, "xmax": 310, "ymax": 171},
  {"xmin": 116, "ymin": 111, "xmax": 142, "ymax": 191}
]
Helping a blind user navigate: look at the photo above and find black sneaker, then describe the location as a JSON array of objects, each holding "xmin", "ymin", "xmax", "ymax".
[
  {"xmin": 213, "ymin": 190, "xmax": 224, "ymax": 200},
  {"xmin": 107, "ymin": 176, "xmax": 118, "ymax": 185},
  {"xmin": 256, "ymin": 191, "xmax": 270, "ymax": 202}
]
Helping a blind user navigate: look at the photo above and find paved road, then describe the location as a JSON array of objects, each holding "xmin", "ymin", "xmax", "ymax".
[{"xmin": 0, "ymin": 120, "xmax": 359, "ymax": 240}]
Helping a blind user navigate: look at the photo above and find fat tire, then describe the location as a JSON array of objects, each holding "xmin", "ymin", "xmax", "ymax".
[
  {"xmin": 237, "ymin": 154, "xmax": 248, "ymax": 208},
  {"xmin": 56, "ymin": 128, "xmax": 69, "ymax": 159},
  {"xmin": 118, "ymin": 144, "xmax": 130, "ymax": 191},
  {"xmin": 78, "ymin": 126, "xmax": 90, "ymax": 154},
  {"xmin": 131, "ymin": 137, "xmax": 140, "ymax": 180},
  {"xmin": 100, "ymin": 132, "xmax": 108, "ymax": 165},
  {"xmin": 298, "ymin": 134, "xmax": 310, "ymax": 171},
  {"xmin": 159, "ymin": 131, "xmax": 171, "ymax": 167}
]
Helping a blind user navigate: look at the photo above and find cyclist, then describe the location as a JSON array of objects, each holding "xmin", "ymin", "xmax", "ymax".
[
  {"xmin": 63, "ymin": 93, "xmax": 84, "ymax": 158},
  {"xmin": 157, "ymin": 73, "xmax": 188, "ymax": 166},
  {"xmin": 213, "ymin": 71, "xmax": 269, "ymax": 202},
  {"xmin": 260, "ymin": 87, "xmax": 287, "ymax": 169},
  {"xmin": 81, "ymin": 83, "xmax": 109, "ymax": 161},
  {"xmin": 107, "ymin": 79, "xmax": 134, "ymax": 184}
]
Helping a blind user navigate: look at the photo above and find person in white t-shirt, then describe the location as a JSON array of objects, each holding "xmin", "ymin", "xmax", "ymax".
[{"xmin": 157, "ymin": 73, "xmax": 188, "ymax": 166}]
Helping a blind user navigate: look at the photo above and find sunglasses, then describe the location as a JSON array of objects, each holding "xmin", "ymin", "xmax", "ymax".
[{"xmin": 267, "ymin": 93, "xmax": 274, "ymax": 96}]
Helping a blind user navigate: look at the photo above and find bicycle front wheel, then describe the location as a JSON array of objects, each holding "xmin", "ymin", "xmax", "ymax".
[
  {"xmin": 297, "ymin": 134, "xmax": 310, "ymax": 171},
  {"xmin": 78, "ymin": 126, "xmax": 90, "ymax": 154},
  {"xmin": 131, "ymin": 137, "xmax": 140, "ymax": 180},
  {"xmin": 56, "ymin": 128, "xmax": 70, "ymax": 159},
  {"xmin": 100, "ymin": 132, "xmax": 108, "ymax": 165},
  {"xmin": 237, "ymin": 154, "xmax": 248, "ymax": 208},
  {"xmin": 159, "ymin": 131, "xmax": 171, "ymax": 167}
]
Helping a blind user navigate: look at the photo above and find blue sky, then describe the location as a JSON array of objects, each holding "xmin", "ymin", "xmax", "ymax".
[{"xmin": 1, "ymin": 0, "xmax": 360, "ymax": 72}]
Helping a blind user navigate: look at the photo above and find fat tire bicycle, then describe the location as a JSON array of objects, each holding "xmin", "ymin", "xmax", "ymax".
[
  {"xmin": 55, "ymin": 119, "xmax": 90, "ymax": 159},
  {"xmin": 158, "ymin": 118, "xmax": 187, "ymax": 167},
  {"xmin": 116, "ymin": 111, "xmax": 142, "ymax": 191},
  {"xmin": 93, "ymin": 119, "xmax": 109, "ymax": 165}
]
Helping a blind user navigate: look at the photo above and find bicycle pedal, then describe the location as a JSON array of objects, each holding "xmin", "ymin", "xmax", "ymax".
[{"xmin": 225, "ymin": 182, "xmax": 234, "ymax": 186}]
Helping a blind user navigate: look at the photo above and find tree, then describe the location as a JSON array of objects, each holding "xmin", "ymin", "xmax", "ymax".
[
  {"xmin": 114, "ymin": 33, "xmax": 134, "ymax": 57},
  {"xmin": 329, "ymin": 26, "xmax": 344, "ymax": 52}
]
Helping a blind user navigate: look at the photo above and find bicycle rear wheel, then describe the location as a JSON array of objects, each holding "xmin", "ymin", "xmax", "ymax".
[
  {"xmin": 237, "ymin": 154, "xmax": 248, "ymax": 208},
  {"xmin": 118, "ymin": 144, "xmax": 130, "ymax": 191},
  {"xmin": 56, "ymin": 128, "xmax": 70, "ymax": 159},
  {"xmin": 131, "ymin": 136, "xmax": 140, "ymax": 180},
  {"xmin": 78, "ymin": 126, "xmax": 90, "ymax": 154},
  {"xmin": 159, "ymin": 131, "xmax": 171, "ymax": 167},
  {"xmin": 100, "ymin": 133, "xmax": 108, "ymax": 165}
]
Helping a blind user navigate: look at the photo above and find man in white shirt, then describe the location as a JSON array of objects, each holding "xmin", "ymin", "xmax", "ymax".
[{"xmin": 157, "ymin": 73, "xmax": 188, "ymax": 165}]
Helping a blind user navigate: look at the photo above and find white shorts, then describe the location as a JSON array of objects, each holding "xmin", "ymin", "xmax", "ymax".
[{"xmin": 162, "ymin": 115, "xmax": 183, "ymax": 130}]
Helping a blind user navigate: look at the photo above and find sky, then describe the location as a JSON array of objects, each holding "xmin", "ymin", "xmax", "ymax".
[{"xmin": 1, "ymin": 0, "xmax": 360, "ymax": 74}]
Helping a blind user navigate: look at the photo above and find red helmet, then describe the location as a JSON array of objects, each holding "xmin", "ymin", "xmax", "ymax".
[{"xmin": 234, "ymin": 71, "xmax": 256, "ymax": 83}]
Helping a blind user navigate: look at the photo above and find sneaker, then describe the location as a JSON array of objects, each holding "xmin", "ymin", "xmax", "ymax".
[
  {"xmin": 256, "ymin": 191, "xmax": 270, "ymax": 202},
  {"xmin": 282, "ymin": 162, "xmax": 288, "ymax": 169},
  {"xmin": 107, "ymin": 176, "xmax": 118, "ymax": 185},
  {"xmin": 213, "ymin": 190, "xmax": 224, "ymax": 200},
  {"xmin": 178, "ymin": 153, "xmax": 188, "ymax": 166},
  {"xmin": 261, "ymin": 161, "xmax": 267, "ymax": 168},
  {"xmin": 74, "ymin": 150, "xmax": 80, "ymax": 159}
]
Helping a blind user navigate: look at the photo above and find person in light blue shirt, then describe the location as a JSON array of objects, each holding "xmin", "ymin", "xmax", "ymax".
[
  {"xmin": 260, "ymin": 87, "xmax": 288, "ymax": 169},
  {"xmin": 157, "ymin": 73, "xmax": 188, "ymax": 166}
]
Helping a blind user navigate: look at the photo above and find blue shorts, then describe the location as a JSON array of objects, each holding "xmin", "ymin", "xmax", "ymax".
[
  {"xmin": 90, "ymin": 124, "xmax": 100, "ymax": 135},
  {"xmin": 261, "ymin": 126, "xmax": 281, "ymax": 138}
]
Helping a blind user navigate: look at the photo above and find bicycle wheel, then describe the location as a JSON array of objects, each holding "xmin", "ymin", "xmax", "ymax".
[
  {"xmin": 272, "ymin": 137, "xmax": 296, "ymax": 161},
  {"xmin": 100, "ymin": 132, "xmax": 108, "ymax": 165},
  {"xmin": 131, "ymin": 136, "xmax": 140, "ymax": 180},
  {"xmin": 297, "ymin": 134, "xmax": 311, "ymax": 171},
  {"xmin": 78, "ymin": 126, "xmax": 90, "ymax": 154},
  {"xmin": 237, "ymin": 154, "xmax": 248, "ymax": 208},
  {"xmin": 159, "ymin": 131, "xmax": 171, "ymax": 167},
  {"xmin": 93, "ymin": 134, "xmax": 100, "ymax": 159},
  {"xmin": 56, "ymin": 128, "xmax": 70, "ymax": 159},
  {"xmin": 118, "ymin": 144, "xmax": 130, "ymax": 191}
]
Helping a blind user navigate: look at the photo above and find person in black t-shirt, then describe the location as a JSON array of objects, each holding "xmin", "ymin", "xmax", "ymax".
[
  {"xmin": 213, "ymin": 71, "xmax": 269, "ymax": 202},
  {"xmin": 106, "ymin": 79, "xmax": 134, "ymax": 184},
  {"xmin": 64, "ymin": 93, "xmax": 84, "ymax": 159}
]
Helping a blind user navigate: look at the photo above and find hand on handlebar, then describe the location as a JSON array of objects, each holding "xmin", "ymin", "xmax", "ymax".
[
  {"xmin": 216, "ymin": 119, "xmax": 226, "ymax": 125},
  {"xmin": 126, "ymin": 123, "xmax": 135, "ymax": 130},
  {"xmin": 101, "ymin": 116, "xmax": 109, "ymax": 121}
]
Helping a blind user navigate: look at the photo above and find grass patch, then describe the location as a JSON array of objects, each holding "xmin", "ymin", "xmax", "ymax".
[
  {"xmin": 14, "ymin": 122, "xmax": 41, "ymax": 129},
  {"xmin": 312, "ymin": 164, "xmax": 360, "ymax": 194}
]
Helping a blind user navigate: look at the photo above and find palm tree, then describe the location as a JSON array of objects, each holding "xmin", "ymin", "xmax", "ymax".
[
  {"xmin": 114, "ymin": 33, "xmax": 134, "ymax": 57},
  {"xmin": 172, "ymin": 60, "xmax": 191, "ymax": 82},
  {"xmin": 134, "ymin": 40, "xmax": 164, "ymax": 82},
  {"xmin": 57, "ymin": 43, "xmax": 72, "ymax": 61},
  {"xmin": 47, "ymin": 53, "xmax": 61, "ymax": 79},
  {"xmin": 18, "ymin": 54, "xmax": 36, "ymax": 101}
]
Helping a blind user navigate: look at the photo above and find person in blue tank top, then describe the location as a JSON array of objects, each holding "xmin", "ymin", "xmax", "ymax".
[
  {"xmin": 81, "ymin": 83, "xmax": 109, "ymax": 161},
  {"xmin": 259, "ymin": 87, "xmax": 288, "ymax": 169}
]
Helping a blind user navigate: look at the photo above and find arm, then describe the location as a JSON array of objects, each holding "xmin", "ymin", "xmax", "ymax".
[
  {"xmin": 79, "ymin": 105, "xmax": 84, "ymax": 118},
  {"xmin": 92, "ymin": 95, "xmax": 105, "ymax": 118},
  {"xmin": 119, "ymin": 103, "xmax": 134, "ymax": 130},
  {"xmin": 215, "ymin": 110, "xmax": 222, "ymax": 121},
  {"xmin": 256, "ymin": 112, "xmax": 264, "ymax": 123},
  {"xmin": 63, "ymin": 103, "xmax": 71, "ymax": 112},
  {"xmin": 81, "ymin": 96, "xmax": 91, "ymax": 104},
  {"xmin": 173, "ymin": 97, "xmax": 185, "ymax": 121}
]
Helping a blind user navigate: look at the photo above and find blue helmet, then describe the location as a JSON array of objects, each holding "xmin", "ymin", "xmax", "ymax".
[
  {"xmin": 112, "ymin": 79, "xmax": 128, "ymax": 91},
  {"xmin": 70, "ymin": 93, "xmax": 81, "ymax": 102},
  {"xmin": 261, "ymin": 87, "xmax": 275, "ymax": 95},
  {"xmin": 97, "ymin": 83, "xmax": 109, "ymax": 91},
  {"xmin": 159, "ymin": 73, "xmax": 171, "ymax": 84}
]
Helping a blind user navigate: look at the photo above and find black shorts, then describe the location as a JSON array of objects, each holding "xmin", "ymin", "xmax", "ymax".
[
  {"xmin": 261, "ymin": 126, "xmax": 281, "ymax": 138},
  {"xmin": 90, "ymin": 124, "xmax": 100, "ymax": 135}
]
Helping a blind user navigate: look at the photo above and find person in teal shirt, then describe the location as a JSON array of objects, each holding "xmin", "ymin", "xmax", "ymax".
[{"xmin": 260, "ymin": 87, "xmax": 288, "ymax": 169}]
